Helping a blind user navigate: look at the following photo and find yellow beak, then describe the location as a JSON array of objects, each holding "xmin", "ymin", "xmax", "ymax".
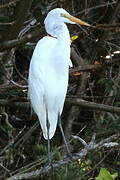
[{"xmin": 61, "ymin": 13, "xmax": 91, "ymax": 27}]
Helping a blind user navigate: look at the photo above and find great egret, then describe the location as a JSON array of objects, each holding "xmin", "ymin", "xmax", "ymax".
[{"xmin": 28, "ymin": 8, "xmax": 90, "ymax": 162}]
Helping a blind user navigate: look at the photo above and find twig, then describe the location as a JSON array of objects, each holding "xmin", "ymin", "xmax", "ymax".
[
  {"xmin": 18, "ymin": 18, "xmax": 37, "ymax": 38},
  {"xmin": 70, "ymin": 64, "xmax": 102, "ymax": 74},
  {"xmin": 0, "ymin": 27, "xmax": 44, "ymax": 52},
  {"xmin": 71, "ymin": 135, "xmax": 88, "ymax": 147},
  {"xmin": 10, "ymin": 80, "xmax": 27, "ymax": 88},
  {"xmin": 0, "ymin": 0, "xmax": 20, "ymax": 9},
  {"xmin": 76, "ymin": 1, "xmax": 116, "ymax": 16},
  {"xmin": 95, "ymin": 23, "xmax": 120, "ymax": 32},
  {"xmin": 13, "ymin": 63, "xmax": 27, "ymax": 82},
  {"xmin": 0, "ymin": 163, "xmax": 10, "ymax": 173},
  {"xmin": 94, "ymin": 134, "xmax": 119, "ymax": 149}
]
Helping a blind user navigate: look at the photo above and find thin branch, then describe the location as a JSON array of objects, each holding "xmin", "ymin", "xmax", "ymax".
[
  {"xmin": 76, "ymin": 1, "xmax": 116, "ymax": 16},
  {"xmin": 71, "ymin": 135, "xmax": 88, "ymax": 147},
  {"xmin": 3, "ymin": 0, "xmax": 33, "ymax": 41},
  {"xmin": 18, "ymin": 18, "xmax": 37, "ymax": 38},
  {"xmin": 0, "ymin": 0, "xmax": 20, "ymax": 9},
  {"xmin": 0, "ymin": 27, "xmax": 44, "ymax": 52},
  {"xmin": 10, "ymin": 80, "xmax": 27, "ymax": 88},
  {"xmin": 95, "ymin": 23, "xmax": 120, "ymax": 32},
  {"xmin": 109, "ymin": 0, "xmax": 120, "ymax": 24},
  {"xmin": 70, "ymin": 64, "xmax": 102, "ymax": 74}
]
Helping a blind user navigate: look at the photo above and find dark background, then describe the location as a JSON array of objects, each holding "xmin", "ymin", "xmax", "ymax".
[{"xmin": 0, "ymin": 0, "xmax": 120, "ymax": 179}]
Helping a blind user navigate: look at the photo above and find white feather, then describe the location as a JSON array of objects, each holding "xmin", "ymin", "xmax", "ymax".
[
  {"xmin": 28, "ymin": 33, "xmax": 70, "ymax": 139},
  {"xmin": 28, "ymin": 8, "xmax": 78, "ymax": 139}
]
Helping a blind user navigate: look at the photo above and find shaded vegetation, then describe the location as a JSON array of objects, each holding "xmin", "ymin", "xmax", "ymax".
[{"xmin": 0, "ymin": 0, "xmax": 120, "ymax": 179}]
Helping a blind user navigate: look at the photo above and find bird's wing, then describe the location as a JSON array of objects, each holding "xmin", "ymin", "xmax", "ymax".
[
  {"xmin": 28, "ymin": 36, "xmax": 69, "ymax": 139},
  {"xmin": 28, "ymin": 74, "xmax": 47, "ymax": 135}
]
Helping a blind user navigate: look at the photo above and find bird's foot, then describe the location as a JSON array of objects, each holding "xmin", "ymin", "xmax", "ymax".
[{"xmin": 48, "ymin": 161, "xmax": 55, "ymax": 176}]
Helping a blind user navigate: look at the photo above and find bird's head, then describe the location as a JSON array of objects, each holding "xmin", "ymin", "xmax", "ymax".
[
  {"xmin": 44, "ymin": 8, "xmax": 90, "ymax": 37},
  {"xmin": 44, "ymin": 8, "xmax": 90, "ymax": 26}
]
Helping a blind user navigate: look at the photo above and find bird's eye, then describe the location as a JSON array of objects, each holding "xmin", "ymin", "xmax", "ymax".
[{"xmin": 60, "ymin": 13, "xmax": 65, "ymax": 17}]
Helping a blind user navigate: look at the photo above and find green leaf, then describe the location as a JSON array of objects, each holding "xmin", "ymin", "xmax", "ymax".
[
  {"xmin": 95, "ymin": 168, "xmax": 118, "ymax": 180},
  {"xmin": 70, "ymin": 35, "xmax": 78, "ymax": 42},
  {"xmin": 111, "ymin": 173, "xmax": 118, "ymax": 179}
]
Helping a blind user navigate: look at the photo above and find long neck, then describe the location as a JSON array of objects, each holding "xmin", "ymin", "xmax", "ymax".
[
  {"xmin": 46, "ymin": 23, "xmax": 71, "ymax": 63},
  {"xmin": 55, "ymin": 24, "xmax": 71, "ymax": 66},
  {"xmin": 55, "ymin": 24, "xmax": 71, "ymax": 53},
  {"xmin": 56, "ymin": 23, "xmax": 70, "ymax": 42},
  {"xmin": 46, "ymin": 22, "xmax": 70, "ymax": 46}
]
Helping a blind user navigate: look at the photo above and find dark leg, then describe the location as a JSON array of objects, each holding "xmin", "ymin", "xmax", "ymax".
[
  {"xmin": 46, "ymin": 109, "xmax": 52, "ymax": 164},
  {"xmin": 58, "ymin": 114, "xmax": 71, "ymax": 156}
]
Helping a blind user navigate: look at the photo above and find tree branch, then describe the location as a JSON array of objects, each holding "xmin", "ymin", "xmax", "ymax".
[
  {"xmin": 66, "ymin": 97, "xmax": 120, "ymax": 114},
  {"xmin": 0, "ymin": 96, "xmax": 120, "ymax": 115},
  {"xmin": 0, "ymin": 27, "xmax": 43, "ymax": 52},
  {"xmin": 6, "ymin": 134, "xmax": 119, "ymax": 180},
  {"xmin": 0, "ymin": 0, "xmax": 20, "ymax": 9},
  {"xmin": 5, "ymin": 0, "xmax": 33, "ymax": 40}
]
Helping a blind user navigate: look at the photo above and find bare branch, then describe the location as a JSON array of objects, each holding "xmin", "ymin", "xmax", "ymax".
[
  {"xmin": 71, "ymin": 135, "xmax": 88, "ymax": 147},
  {"xmin": 76, "ymin": 2, "xmax": 117, "ymax": 16},
  {"xmin": 0, "ymin": 0, "xmax": 20, "ymax": 9},
  {"xmin": 0, "ymin": 96, "xmax": 120, "ymax": 115},
  {"xmin": 3, "ymin": 0, "xmax": 33, "ymax": 41},
  {"xmin": 66, "ymin": 97, "xmax": 120, "ymax": 114},
  {"xmin": 0, "ymin": 27, "xmax": 43, "ymax": 52}
]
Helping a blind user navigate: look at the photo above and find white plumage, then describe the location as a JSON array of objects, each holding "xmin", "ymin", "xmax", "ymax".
[{"xmin": 28, "ymin": 8, "xmax": 90, "ymax": 140}]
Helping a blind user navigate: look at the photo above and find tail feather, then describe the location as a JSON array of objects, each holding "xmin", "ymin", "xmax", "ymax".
[{"xmin": 38, "ymin": 111, "xmax": 58, "ymax": 140}]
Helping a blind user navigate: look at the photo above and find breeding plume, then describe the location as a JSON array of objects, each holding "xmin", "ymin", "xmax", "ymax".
[{"xmin": 28, "ymin": 8, "xmax": 90, "ymax": 141}]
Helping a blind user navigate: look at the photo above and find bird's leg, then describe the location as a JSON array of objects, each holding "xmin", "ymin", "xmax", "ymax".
[
  {"xmin": 46, "ymin": 112, "xmax": 52, "ymax": 165},
  {"xmin": 58, "ymin": 114, "xmax": 71, "ymax": 157},
  {"xmin": 46, "ymin": 111, "xmax": 55, "ymax": 175}
]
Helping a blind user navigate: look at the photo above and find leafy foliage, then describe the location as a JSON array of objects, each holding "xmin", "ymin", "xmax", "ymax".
[{"xmin": 95, "ymin": 168, "xmax": 118, "ymax": 180}]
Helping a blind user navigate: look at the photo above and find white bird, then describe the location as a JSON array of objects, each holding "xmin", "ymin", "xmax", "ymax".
[{"xmin": 28, "ymin": 8, "xmax": 90, "ymax": 149}]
